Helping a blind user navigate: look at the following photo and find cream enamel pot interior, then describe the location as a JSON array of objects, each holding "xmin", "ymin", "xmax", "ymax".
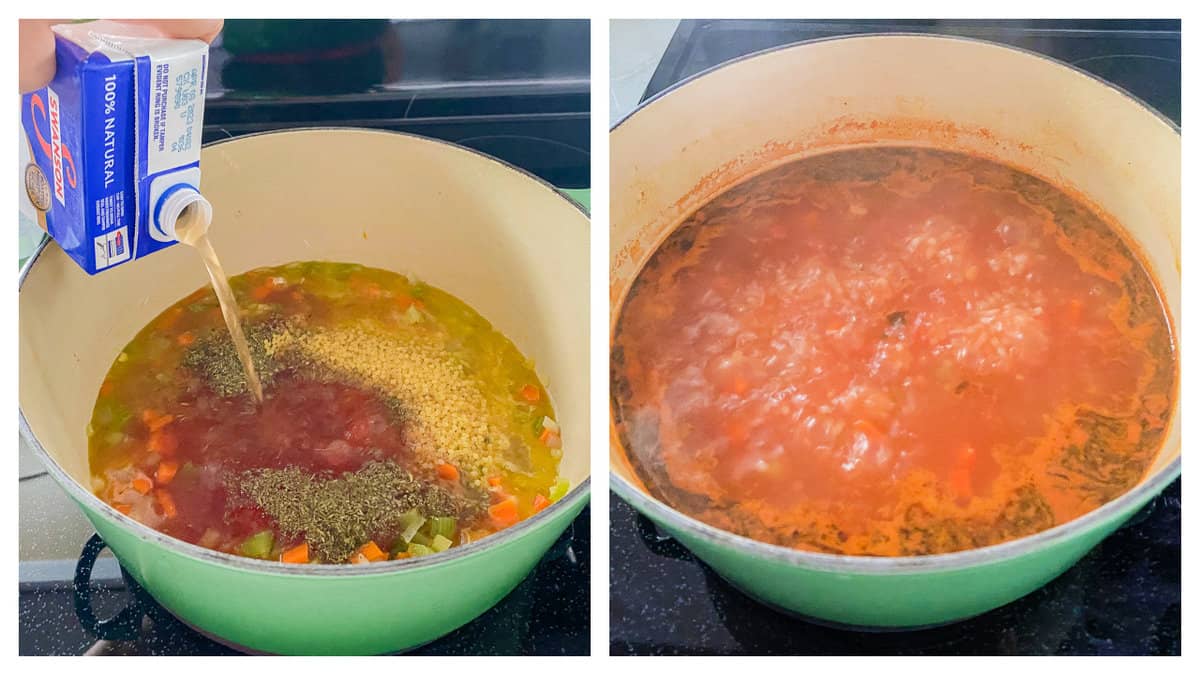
[
  {"xmin": 610, "ymin": 35, "xmax": 1179, "ymax": 628},
  {"xmin": 20, "ymin": 128, "xmax": 590, "ymax": 654}
]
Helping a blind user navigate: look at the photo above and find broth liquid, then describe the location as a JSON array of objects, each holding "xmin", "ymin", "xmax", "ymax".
[
  {"xmin": 612, "ymin": 147, "xmax": 1175, "ymax": 556},
  {"xmin": 175, "ymin": 224, "xmax": 264, "ymax": 403}
]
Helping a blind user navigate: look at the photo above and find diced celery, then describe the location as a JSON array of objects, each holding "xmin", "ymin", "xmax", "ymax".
[
  {"xmin": 104, "ymin": 431, "xmax": 126, "ymax": 448},
  {"xmin": 427, "ymin": 516, "xmax": 457, "ymax": 540},
  {"xmin": 404, "ymin": 305, "xmax": 423, "ymax": 324},
  {"xmin": 398, "ymin": 509, "xmax": 426, "ymax": 543},
  {"xmin": 549, "ymin": 477, "xmax": 570, "ymax": 502},
  {"xmin": 407, "ymin": 544, "xmax": 434, "ymax": 557},
  {"xmin": 389, "ymin": 538, "xmax": 408, "ymax": 556},
  {"xmin": 409, "ymin": 532, "xmax": 433, "ymax": 547},
  {"xmin": 431, "ymin": 534, "xmax": 453, "ymax": 553},
  {"xmin": 96, "ymin": 400, "xmax": 133, "ymax": 430},
  {"xmin": 239, "ymin": 530, "xmax": 275, "ymax": 559},
  {"xmin": 175, "ymin": 462, "xmax": 200, "ymax": 483}
]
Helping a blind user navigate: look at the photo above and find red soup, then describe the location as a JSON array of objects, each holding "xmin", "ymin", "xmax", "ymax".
[{"xmin": 612, "ymin": 147, "xmax": 1175, "ymax": 556}]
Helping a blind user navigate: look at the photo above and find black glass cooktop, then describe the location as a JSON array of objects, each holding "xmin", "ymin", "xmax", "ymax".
[
  {"xmin": 204, "ymin": 19, "xmax": 590, "ymax": 188},
  {"xmin": 612, "ymin": 18, "xmax": 1180, "ymax": 657}
]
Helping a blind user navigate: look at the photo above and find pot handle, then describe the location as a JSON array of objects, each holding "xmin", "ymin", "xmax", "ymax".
[
  {"xmin": 635, "ymin": 513, "xmax": 694, "ymax": 561},
  {"xmin": 74, "ymin": 534, "xmax": 144, "ymax": 641}
]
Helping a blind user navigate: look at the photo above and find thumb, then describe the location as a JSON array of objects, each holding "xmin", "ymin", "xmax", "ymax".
[{"xmin": 19, "ymin": 20, "xmax": 68, "ymax": 93}]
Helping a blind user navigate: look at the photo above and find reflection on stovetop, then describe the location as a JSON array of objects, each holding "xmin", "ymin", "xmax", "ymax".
[
  {"xmin": 19, "ymin": 507, "xmax": 588, "ymax": 656},
  {"xmin": 201, "ymin": 19, "xmax": 591, "ymax": 188},
  {"xmin": 612, "ymin": 18, "xmax": 1181, "ymax": 657},
  {"xmin": 610, "ymin": 484, "xmax": 1179, "ymax": 656}
]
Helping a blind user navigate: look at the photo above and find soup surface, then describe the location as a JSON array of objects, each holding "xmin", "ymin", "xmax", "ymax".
[
  {"xmin": 612, "ymin": 147, "xmax": 1174, "ymax": 556},
  {"xmin": 90, "ymin": 261, "xmax": 569, "ymax": 564}
]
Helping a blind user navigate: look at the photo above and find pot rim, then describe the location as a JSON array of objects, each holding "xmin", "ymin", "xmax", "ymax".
[
  {"xmin": 20, "ymin": 126, "xmax": 591, "ymax": 577},
  {"xmin": 609, "ymin": 32, "xmax": 1181, "ymax": 574},
  {"xmin": 610, "ymin": 32, "xmax": 1180, "ymax": 135}
]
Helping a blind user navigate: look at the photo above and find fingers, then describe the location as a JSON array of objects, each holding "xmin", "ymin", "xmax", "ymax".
[
  {"xmin": 112, "ymin": 19, "xmax": 225, "ymax": 43},
  {"xmin": 19, "ymin": 19, "xmax": 67, "ymax": 93},
  {"xmin": 19, "ymin": 19, "xmax": 225, "ymax": 93}
]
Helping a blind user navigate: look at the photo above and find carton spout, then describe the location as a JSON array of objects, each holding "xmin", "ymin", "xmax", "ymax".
[{"xmin": 154, "ymin": 184, "xmax": 212, "ymax": 245}]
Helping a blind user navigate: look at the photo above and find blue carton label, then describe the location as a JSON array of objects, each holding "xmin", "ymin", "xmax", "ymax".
[{"xmin": 21, "ymin": 27, "xmax": 208, "ymax": 275}]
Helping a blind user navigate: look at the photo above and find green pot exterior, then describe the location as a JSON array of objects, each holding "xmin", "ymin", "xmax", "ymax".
[
  {"xmin": 624, "ymin": 480, "xmax": 1162, "ymax": 629},
  {"xmin": 73, "ymin": 488, "xmax": 587, "ymax": 655}
]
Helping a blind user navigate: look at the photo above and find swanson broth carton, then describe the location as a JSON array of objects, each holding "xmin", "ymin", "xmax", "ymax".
[{"xmin": 21, "ymin": 23, "xmax": 211, "ymax": 274}]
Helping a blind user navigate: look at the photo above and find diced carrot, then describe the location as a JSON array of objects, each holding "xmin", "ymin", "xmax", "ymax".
[
  {"xmin": 488, "ymin": 497, "xmax": 519, "ymax": 528},
  {"xmin": 177, "ymin": 332, "xmax": 195, "ymax": 346},
  {"xmin": 412, "ymin": 299, "xmax": 426, "ymax": 310},
  {"xmin": 114, "ymin": 503, "xmax": 132, "ymax": 515},
  {"xmin": 949, "ymin": 446, "xmax": 976, "ymax": 499},
  {"xmin": 131, "ymin": 473, "xmax": 153, "ymax": 495},
  {"xmin": 361, "ymin": 541, "xmax": 387, "ymax": 561},
  {"xmin": 533, "ymin": 494, "xmax": 551, "ymax": 513},
  {"xmin": 487, "ymin": 476, "xmax": 503, "ymax": 487},
  {"xmin": 198, "ymin": 528, "xmax": 222, "ymax": 549},
  {"xmin": 853, "ymin": 419, "xmax": 885, "ymax": 442},
  {"xmin": 436, "ymin": 463, "xmax": 460, "ymax": 481},
  {"xmin": 519, "ymin": 384, "xmax": 541, "ymax": 402},
  {"xmin": 280, "ymin": 542, "xmax": 310, "ymax": 564},
  {"xmin": 1067, "ymin": 298, "xmax": 1083, "ymax": 324},
  {"xmin": 723, "ymin": 420, "xmax": 748, "ymax": 444},
  {"xmin": 155, "ymin": 489, "xmax": 177, "ymax": 518},
  {"xmin": 154, "ymin": 414, "xmax": 174, "ymax": 432},
  {"xmin": 1144, "ymin": 393, "xmax": 1169, "ymax": 416},
  {"xmin": 158, "ymin": 306, "xmax": 184, "ymax": 330},
  {"xmin": 731, "ymin": 377, "xmax": 749, "ymax": 396},
  {"xmin": 155, "ymin": 460, "xmax": 179, "ymax": 485},
  {"xmin": 99, "ymin": 380, "xmax": 114, "ymax": 396},
  {"xmin": 148, "ymin": 429, "xmax": 178, "ymax": 456},
  {"xmin": 350, "ymin": 540, "xmax": 388, "ymax": 563},
  {"xmin": 145, "ymin": 410, "xmax": 174, "ymax": 433},
  {"xmin": 253, "ymin": 277, "xmax": 287, "ymax": 300},
  {"xmin": 1125, "ymin": 421, "xmax": 1142, "ymax": 444},
  {"xmin": 393, "ymin": 552, "xmax": 412, "ymax": 560}
]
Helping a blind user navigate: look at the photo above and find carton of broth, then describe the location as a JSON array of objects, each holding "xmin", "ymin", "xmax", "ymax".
[{"xmin": 20, "ymin": 24, "xmax": 210, "ymax": 275}]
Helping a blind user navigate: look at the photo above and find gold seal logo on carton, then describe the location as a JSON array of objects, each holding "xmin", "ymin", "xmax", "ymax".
[{"xmin": 25, "ymin": 163, "xmax": 52, "ymax": 212}]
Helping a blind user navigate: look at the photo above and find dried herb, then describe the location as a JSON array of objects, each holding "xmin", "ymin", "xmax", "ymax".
[
  {"xmin": 231, "ymin": 460, "xmax": 480, "ymax": 562},
  {"xmin": 182, "ymin": 317, "xmax": 296, "ymax": 397}
]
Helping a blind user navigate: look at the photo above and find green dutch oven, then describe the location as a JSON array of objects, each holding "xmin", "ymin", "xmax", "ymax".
[
  {"xmin": 610, "ymin": 35, "xmax": 1180, "ymax": 628},
  {"xmin": 21, "ymin": 128, "xmax": 590, "ymax": 654}
]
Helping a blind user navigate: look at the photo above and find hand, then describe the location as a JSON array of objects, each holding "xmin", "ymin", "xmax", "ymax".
[{"xmin": 20, "ymin": 19, "xmax": 225, "ymax": 93}]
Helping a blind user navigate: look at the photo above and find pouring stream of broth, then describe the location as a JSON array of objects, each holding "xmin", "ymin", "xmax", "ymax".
[{"xmin": 175, "ymin": 210, "xmax": 265, "ymax": 403}]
